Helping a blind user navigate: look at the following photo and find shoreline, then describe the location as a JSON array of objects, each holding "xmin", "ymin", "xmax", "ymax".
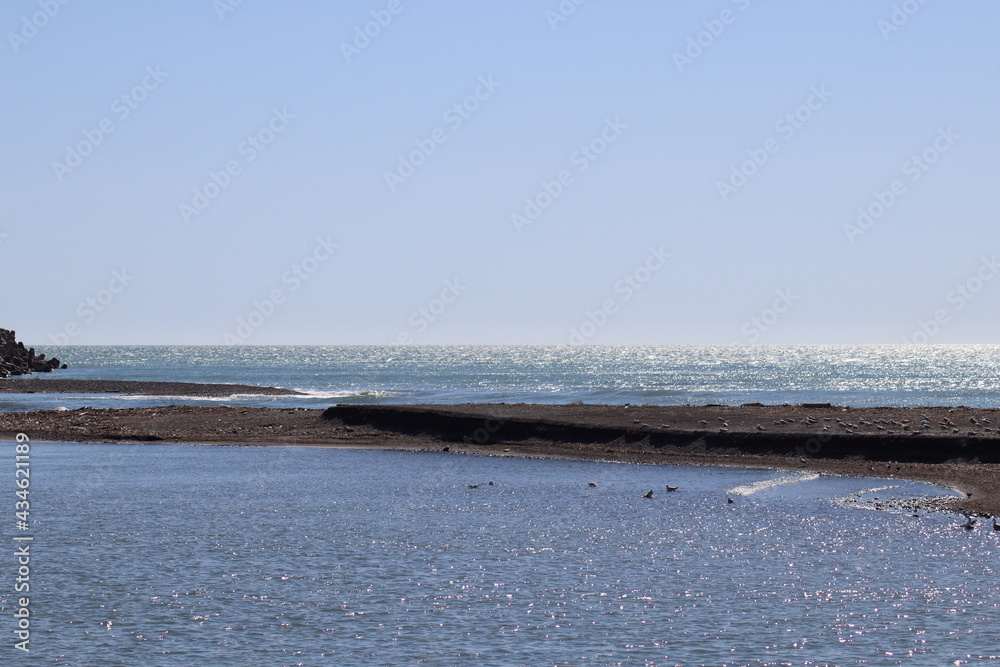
[
  {"xmin": 1, "ymin": 401, "xmax": 998, "ymax": 516},
  {"xmin": 0, "ymin": 378, "xmax": 303, "ymax": 397}
]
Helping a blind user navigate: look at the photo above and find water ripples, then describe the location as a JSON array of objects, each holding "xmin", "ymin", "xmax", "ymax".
[{"xmin": 13, "ymin": 444, "xmax": 1000, "ymax": 665}]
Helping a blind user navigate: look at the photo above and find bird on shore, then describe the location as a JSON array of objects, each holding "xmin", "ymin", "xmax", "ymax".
[
  {"xmin": 642, "ymin": 490, "xmax": 654, "ymax": 499},
  {"xmin": 665, "ymin": 485, "xmax": 678, "ymax": 492},
  {"xmin": 961, "ymin": 517, "xmax": 977, "ymax": 530}
]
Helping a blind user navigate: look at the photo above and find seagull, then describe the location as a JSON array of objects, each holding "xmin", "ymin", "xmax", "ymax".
[
  {"xmin": 665, "ymin": 485, "xmax": 678, "ymax": 492},
  {"xmin": 588, "ymin": 482, "xmax": 598, "ymax": 487},
  {"xmin": 468, "ymin": 484, "xmax": 479, "ymax": 489},
  {"xmin": 961, "ymin": 517, "xmax": 977, "ymax": 530},
  {"xmin": 642, "ymin": 490, "xmax": 654, "ymax": 499}
]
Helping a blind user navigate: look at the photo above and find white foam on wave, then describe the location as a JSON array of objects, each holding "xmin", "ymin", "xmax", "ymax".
[
  {"xmin": 726, "ymin": 471, "xmax": 820, "ymax": 496},
  {"xmin": 108, "ymin": 393, "xmax": 295, "ymax": 402},
  {"xmin": 291, "ymin": 389, "xmax": 400, "ymax": 400},
  {"xmin": 12, "ymin": 389, "xmax": 390, "ymax": 407},
  {"xmin": 107, "ymin": 394, "xmax": 245, "ymax": 402}
]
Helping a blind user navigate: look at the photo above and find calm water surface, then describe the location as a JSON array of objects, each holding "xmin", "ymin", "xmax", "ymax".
[{"xmin": 4, "ymin": 442, "xmax": 998, "ymax": 666}]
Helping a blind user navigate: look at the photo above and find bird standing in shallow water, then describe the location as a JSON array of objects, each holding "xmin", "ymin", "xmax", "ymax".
[
  {"xmin": 642, "ymin": 490, "xmax": 654, "ymax": 499},
  {"xmin": 993, "ymin": 518, "xmax": 1000, "ymax": 531},
  {"xmin": 962, "ymin": 517, "xmax": 977, "ymax": 530}
]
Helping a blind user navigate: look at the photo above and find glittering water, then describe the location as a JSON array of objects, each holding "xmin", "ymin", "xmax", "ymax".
[
  {"xmin": 4, "ymin": 344, "xmax": 1000, "ymax": 411},
  {"xmin": 5, "ymin": 442, "xmax": 997, "ymax": 666}
]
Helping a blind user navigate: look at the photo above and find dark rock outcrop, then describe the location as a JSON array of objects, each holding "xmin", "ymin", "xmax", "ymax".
[{"xmin": 0, "ymin": 329, "xmax": 67, "ymax": 378}]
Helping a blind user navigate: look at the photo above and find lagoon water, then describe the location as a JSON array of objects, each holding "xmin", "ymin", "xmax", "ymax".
[{"xmin": 5, "ymin": 442, "xmax": 999, "ymax": 666}]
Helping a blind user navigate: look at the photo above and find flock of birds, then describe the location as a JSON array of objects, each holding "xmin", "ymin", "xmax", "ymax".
[
  {"xmin": 466, "ymin": 481, "xmax": 997, "ymax": 530},
  {"xmin": 734, "ymin": 411, "xmax": 996, "ymax": 437},
  {"xmin": 628, "ymin": 411, "xmax": 997, "ymax": 437},
  {"xmin": 468, "ymin": 481, "xmax": 741, "ymax": 504},
  {"xmin": 613, "ymin": 410, "xmax": 1000, "ymax": 437},
  {"xmin": 640, "ymin": 485, "xmax": 680, "ymax": 499}
]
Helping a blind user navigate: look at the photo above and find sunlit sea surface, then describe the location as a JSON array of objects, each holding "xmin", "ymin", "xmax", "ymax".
[
  {"xmin": 5, "ymin": 443, "xmax": 998, "ymax": 666},
  {"xmin": 4, "ymin": 344, "xmax": 1000, "ymax": 411}
]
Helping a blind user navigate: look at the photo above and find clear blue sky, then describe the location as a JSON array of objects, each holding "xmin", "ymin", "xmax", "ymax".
[{"xmin": 3, "ymin": 0, "xmax": 998, "ymax": 345}]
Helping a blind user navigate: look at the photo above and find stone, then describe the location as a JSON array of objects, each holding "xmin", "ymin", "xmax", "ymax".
[{"xmin": 0, "ymin": 328, "xmax": 68, "ymax": 377}]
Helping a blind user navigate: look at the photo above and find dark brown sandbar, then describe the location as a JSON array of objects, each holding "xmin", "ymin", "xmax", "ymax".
[
  {"xmin": 1, "ymin": 402, "xmax": 997, "ymax": 517},
  {"xmin": 0, "ymin": 379, "xmax": 303, "ymax": 397}
]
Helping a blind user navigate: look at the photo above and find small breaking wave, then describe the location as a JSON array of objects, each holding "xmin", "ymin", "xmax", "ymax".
[
  {"xmin": 291, "ymin": 389, "xmax": 401, "ymax": 400},
  {"xmin": 727, "ymin": 472, "xmax": 820, "ymax": 497}
]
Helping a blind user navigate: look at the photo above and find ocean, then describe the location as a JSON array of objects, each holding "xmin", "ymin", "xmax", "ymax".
[
  {"xmin": 3, "ymin": 345, "xmax": 1000, "ymax": 665},
  {"xmin": 4, "ymin": 344, "xmax": 1000, "ymax": 412}
]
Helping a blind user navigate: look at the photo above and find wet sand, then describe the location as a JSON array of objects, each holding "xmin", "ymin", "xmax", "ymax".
[{"xmin": 1, "ymin": 400, "xmax": 998, "ymax": 517}]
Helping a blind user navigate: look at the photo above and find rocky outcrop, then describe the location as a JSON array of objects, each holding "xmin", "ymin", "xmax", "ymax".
[{"xmin": 0, "ymin": 329, "xmax": 67, "ymax": 378}]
